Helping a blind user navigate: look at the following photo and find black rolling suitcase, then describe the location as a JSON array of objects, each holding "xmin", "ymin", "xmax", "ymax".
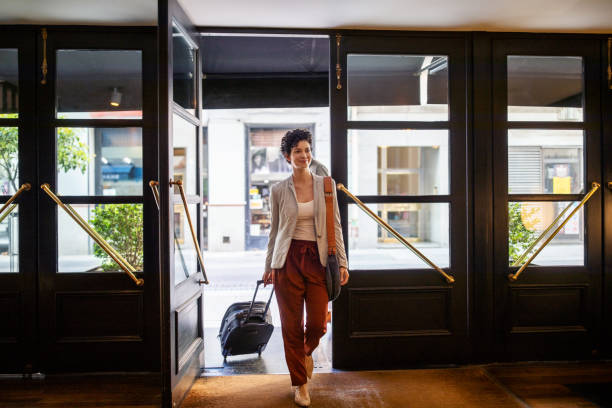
[{"xmin": 218, "ymin": 280, "xmax": 274, "ymax": 358}]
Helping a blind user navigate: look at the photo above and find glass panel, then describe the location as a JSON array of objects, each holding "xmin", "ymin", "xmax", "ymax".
[
  {"xmin": 58, "ymin": 204, "xmax": 143, "ymax": 272},
  {"xmin": 173, "ymin": 114, "xmax": 197, "ymax": 195},
  {"xmin": 201, "ymin": 128, "xmax": 208, "ymax": 251},
  {"xmin": 508, "ymin": 56, "xmax": 583, "ymax": 122},
  {"xmin": 174, "ymin": 203, "xmax": 198, "ymax": 285},
  {"xmin": 0, "ymin": 127, "xmax": 18, "ymax": 195},
  {"xmin": 0, "ymin": 49, "xmax": 19, "ymax": 116},
  {"xmin": 56, "ymin": 127, "xmax": 143, "ymax": 196},
  {"xmin": 348, "ymin": 129, "xmax": 449, "ymax": 196},
  {"xmin": 56, "ymin": 50, "xmax": 142, "ymax": 119},
  {"xmin": 509, "ymin": 201, "xmax": 583, "ymax": 266},
  {"xmin": 0, "ymin": 204, "xmax": 18, "ymax": 273},
  {"xmin": 173, "ymin": 23, "xmax": 197, "ymax": 113},
  {"xmin": 348, "ymin": 202, "xmax": 449, "ymax": 270},
  {"xmin": 347, "ymin": 54, "xmax": 448, "ymax": 121},
  {"xmin": 508, "ymin": 129, "xmax": 583, "ymax": 194}
]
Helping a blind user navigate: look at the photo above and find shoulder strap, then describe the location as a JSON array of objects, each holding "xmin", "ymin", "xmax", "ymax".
[{"xmin": 324, "ymin": 177, "xmax": 336, "ymax": 255}]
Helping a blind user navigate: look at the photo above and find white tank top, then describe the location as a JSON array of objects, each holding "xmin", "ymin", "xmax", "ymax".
[{"xmin": 293, "ymin": 200, "xmax": 316, "ymax": 241}]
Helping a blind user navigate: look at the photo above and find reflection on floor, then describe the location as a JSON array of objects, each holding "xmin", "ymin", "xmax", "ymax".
[
  {"xmin": 203, "ymin": 324, "xmax": 333, "ymax": 376},
  {"xmin": 185, "ymin": 362, "xmax": 612, "ymax": 408}
]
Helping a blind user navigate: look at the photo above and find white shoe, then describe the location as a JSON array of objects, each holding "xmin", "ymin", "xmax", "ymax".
[
  {"xmin": 305, "ymin": 355, "xmax": 314, "ymax": 380},
  {"xmin": 294, "ymin": 383, "xmax": 311, "ymax": 407}
]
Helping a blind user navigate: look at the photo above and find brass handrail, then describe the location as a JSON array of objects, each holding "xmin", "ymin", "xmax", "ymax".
[
  {"xmin": 170, "ymin": 179, "xmax": 209, "ymax": 284},
  {"xmin": 41, "ymin": 184, "xmax": 144, "ymax": 286},
  {"xmin": 508, "ymin": 181, "xmax": 600, "ymax": 282},
  {"xmin": 337, "ymin": 183, "xmax": 455, "ymax": 284},
  {"xmin": 149, "ymin": 180, "xmax": 161, "ymax": 210},
  {"xmin": 511, "ymin": 200, "xmax": 576, "ymax": 267},
  {"xmin": 0, "ymin": 204, "xmax": 17, "ymax": 224},
  {"xmin": 0, "ymin": 183, "xmax": 31, "ymax": 218}
]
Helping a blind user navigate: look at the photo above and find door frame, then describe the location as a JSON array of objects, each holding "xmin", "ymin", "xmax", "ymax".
[
  {"xmin": 329, "ymin": 31, "xmax": 471, "ymax": 369},
  {"xmin": 159, "ymin": 1, "xmax": 206, "ymax": 406},
  {"xmin": 0, "ymin": 27, "xmax": 37, "ymax": 374},
  {"xmin": 490, "ymin": 35, "xmax": 603, "ymax": 360}
]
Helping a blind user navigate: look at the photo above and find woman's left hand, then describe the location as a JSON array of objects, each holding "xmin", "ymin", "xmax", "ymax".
[{"xmin": 340, "ymin": 266, "xmax": 349, "ymax": 286}]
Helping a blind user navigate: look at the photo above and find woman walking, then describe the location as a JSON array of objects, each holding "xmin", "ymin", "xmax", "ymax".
[{"xmin": 262, "ymin": 129, "xmax": 349, "ymax": 407}]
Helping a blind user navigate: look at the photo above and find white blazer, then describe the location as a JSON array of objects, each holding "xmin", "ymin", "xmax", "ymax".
[{"xmin": 265, "ymin": 174, "xmax": 348, "ymax": 272}]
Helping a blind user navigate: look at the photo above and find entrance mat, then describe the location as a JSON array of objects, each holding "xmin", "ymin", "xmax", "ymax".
[
  {"xmin": 183, "ymin": 367, "xmax": 524, "ymax": 408},
  {"xmin": 565, "ymin": 383, "xmax": 612, "ymax": 408}
]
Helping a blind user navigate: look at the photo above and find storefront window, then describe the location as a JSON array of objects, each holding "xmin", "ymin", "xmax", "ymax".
[{"xmin": 246, "ymin": 126, "xmax": 314, "ymax": 249}]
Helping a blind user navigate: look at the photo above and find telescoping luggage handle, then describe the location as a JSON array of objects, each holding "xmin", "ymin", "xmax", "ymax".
[{"xmin": 246, "ymin": 280, "xmax": 275, "ymax": 321}]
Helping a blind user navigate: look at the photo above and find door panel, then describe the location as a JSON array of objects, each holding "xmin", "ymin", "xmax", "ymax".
[
  {"xmin": 36, "ymin": 29, "xmax": 158, "ymax": 372},
  {"xmin": 0, "ymin": 31, "xmax": 37, "ymax": 373},
  {"xmin": 331, "ymin": 34, "xmax": 469, "ymax": 368},
  {"xmin": 492, "ymin": 39, "xmax": 602, "ymax": 360},
  {"xmin": 159, "ymin": 1, "xmax": 205, "ymax": 406}
]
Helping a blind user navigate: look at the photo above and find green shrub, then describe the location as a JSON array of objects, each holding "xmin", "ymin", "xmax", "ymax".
[
  {"xmin": 89, "ymin": 204, "xmax": 143, "ymax": 272},
  {"xmin": 508, "ymin": 202, "xmax": 537, "ymax": 264}
]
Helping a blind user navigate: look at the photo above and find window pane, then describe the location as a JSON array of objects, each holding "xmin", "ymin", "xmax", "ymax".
[
  {"xmin": 347, "ymin": 54, "xmax": 448, "ymax": 121},
  {"xmin": 0, "ymin": 204, "xmax": 18, "ymax": 273},
  {"xmin": 508, "ymin": 56, "xmax": 583, "ymax": 122},
  {"xmin": 348, "ymin": 129, "xmax": 449, "ymax": 196},
  {"xmin": 0, "ymin": 49, "xmax": 19, "ymax": 116},
  {"xmin": 173, "ymin": 23, "xmax": 197, "ymax": 113},
  {"xmin": 174, "ymin": 203, "xmax": 198, "ymax": 285},
  {"xmin": 0, "ymin": 127, "xmax": 18, "ymax": 195},
  {"xmin": 58, "ymin": 204, "xmax": 143, "ymax": 273},
  {"xmin": 173, "ymin": 114, "xmax": 197, "ymax": 195},
  {"xmin": 348, "ymin": 203, "xmax": 449, "ymax": 270},
  {"xmin": 56, "ymin": 50, "xmax": 142, "ymax": 119},
  {"xmin": 509, "ymin": 201, "xmax": 583, "ymax": 266},
  {"xmin": 56, "ymin": 127, "xmax": 143, "ymax": 196},
  {"xmin": 508, "ymin": 129, "xmax": 583, "ymax": 194}
]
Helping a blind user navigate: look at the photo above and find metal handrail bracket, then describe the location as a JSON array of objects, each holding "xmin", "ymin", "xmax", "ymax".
[
  {"xmin": 508, "ymin": 181, "xmax": 600, "ymax": 282},
  {"xmin": 337, "ymin": 183, "xmax": 455, "ymax": 284},
  {"xmin": 0, "ymin": 183, "xmax": 31, "ymax": 218},
  {"xmin": 170, "ymin": 179, "xmax": 209, "ymax": 284},
  {"xmin": 41, "ymin": 184, "xmax": 144, "ymax": 286}
]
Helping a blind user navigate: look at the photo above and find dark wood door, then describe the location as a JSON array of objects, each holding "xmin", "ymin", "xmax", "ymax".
[
  {"xmin": 491, "ymin": 38, "xmax": 603, "ymax": 360},
  {"xmin": 159, "ymin": 1, "xmax": 206, "ymax": 406},
  {"xmin": 35, "ymin": 28, "xmax": 159, "ymax": 372},
  {"xmin": 0, "ymin": 30, "xmax": 37, "ymax": 374},
  {"xmin": 330, "ymin": 33, "xmax": 470, "ymax": 369}
]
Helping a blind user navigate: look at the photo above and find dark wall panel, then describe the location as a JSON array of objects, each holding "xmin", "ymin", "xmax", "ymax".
[
  {"xmin": 174, "ymin": 294, "xmax": 202, "ymax": 373},
  {"xmin": 0, "ymin": 292, "xmax": 19, "ymax": 343},
  {"xmin": 349, "ymin": 287, "xmax": 452, "ymax": 338},
  {"xmin": 509, "ymin": 285, "xmax": 587, "ymax": 333},
  {"xmin": 56, "ymin": 291, "xmax": 144, "ymax": 341}
]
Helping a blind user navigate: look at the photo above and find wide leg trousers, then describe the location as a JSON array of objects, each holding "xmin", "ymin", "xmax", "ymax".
[{"xmin": 274, "ymin": 239, "xmax": 328, "ymax": 386}]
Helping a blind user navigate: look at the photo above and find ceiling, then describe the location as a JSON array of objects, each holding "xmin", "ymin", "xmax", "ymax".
[{"xmin": 0, "ymin": 0, "xmax": 611, "ymax": 33}]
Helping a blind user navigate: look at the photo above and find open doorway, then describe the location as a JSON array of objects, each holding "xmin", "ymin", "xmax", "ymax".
[{"xmin": 199, "ymin": 33, "xmax": 331, "ymax": 376}]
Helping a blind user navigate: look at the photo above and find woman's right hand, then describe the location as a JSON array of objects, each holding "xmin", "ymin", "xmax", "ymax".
[{"xmin": 262, "ymin": 269, "xmax": 274, "ymax": 287}]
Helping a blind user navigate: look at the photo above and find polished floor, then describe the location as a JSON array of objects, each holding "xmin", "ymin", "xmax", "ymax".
[
  {"xmin": 187, "ymin": 362, "xmax": 612, "ymax": 408},
  {"xmin": 1, "ymin": 362, "xmax": 611, "ymax": 407}
]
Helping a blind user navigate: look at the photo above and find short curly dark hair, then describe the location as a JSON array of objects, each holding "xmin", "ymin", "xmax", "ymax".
[{"xmin": 280, "ymin": 129, "xmax": 312, "ymax": 163}]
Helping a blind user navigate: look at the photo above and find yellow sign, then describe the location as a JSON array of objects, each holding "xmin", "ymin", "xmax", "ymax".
[{"xmin": 553, "ymin": 177, "xmax": 571, "ymax": 194}]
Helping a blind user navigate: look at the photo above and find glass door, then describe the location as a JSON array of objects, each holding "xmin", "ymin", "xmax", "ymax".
[
  {"xmin": 492, "ymin": 38, "xmax": 603, "ymax": 360},
  {"xmin": 331, "ymin": 33, "xmax": 469, "ymax": 368},
  {"xmin": 36, "ymin": 29, "xmax": 159, "ymax": 372},
  {"xmin": 159, "ymin": 2, "xmax": 206, "ymax": 406},
  {"xmin": 0, "ymin": 32, "xmax": 37, "ymax": 374}
]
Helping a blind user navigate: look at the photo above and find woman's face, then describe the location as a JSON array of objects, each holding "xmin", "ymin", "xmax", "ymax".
[{"xmin": 285, "ymin": 140, "xmax": 312, "ymax": 170}]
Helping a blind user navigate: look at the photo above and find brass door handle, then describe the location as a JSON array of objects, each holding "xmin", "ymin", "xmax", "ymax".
[{"xmin": 608, "ymin": 181, "xmax": 612, "ymax": 190}]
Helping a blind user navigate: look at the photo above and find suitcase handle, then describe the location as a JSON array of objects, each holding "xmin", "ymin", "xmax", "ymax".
[{"xmin": 246, "ymin": 280, "xmax": 275, "ymax": 321}]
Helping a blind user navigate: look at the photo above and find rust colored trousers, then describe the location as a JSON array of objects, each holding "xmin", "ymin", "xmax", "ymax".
[{"xmin": 274, "ymin": 239, "xmax": 328, "ymax": 386}]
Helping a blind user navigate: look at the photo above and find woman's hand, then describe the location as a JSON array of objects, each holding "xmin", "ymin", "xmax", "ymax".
[
  {"xmin": 340, "ymin": 266, "xmax": 349, "ymax": 286},
  {"xmin": 262, "ymin": 269, "xmax": 275, "ymax": 287}
]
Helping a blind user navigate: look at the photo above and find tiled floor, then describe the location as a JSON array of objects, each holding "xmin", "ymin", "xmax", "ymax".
[{"xmin": 203, "ymin": 324, "xmax": 333, "ymax": 376}]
